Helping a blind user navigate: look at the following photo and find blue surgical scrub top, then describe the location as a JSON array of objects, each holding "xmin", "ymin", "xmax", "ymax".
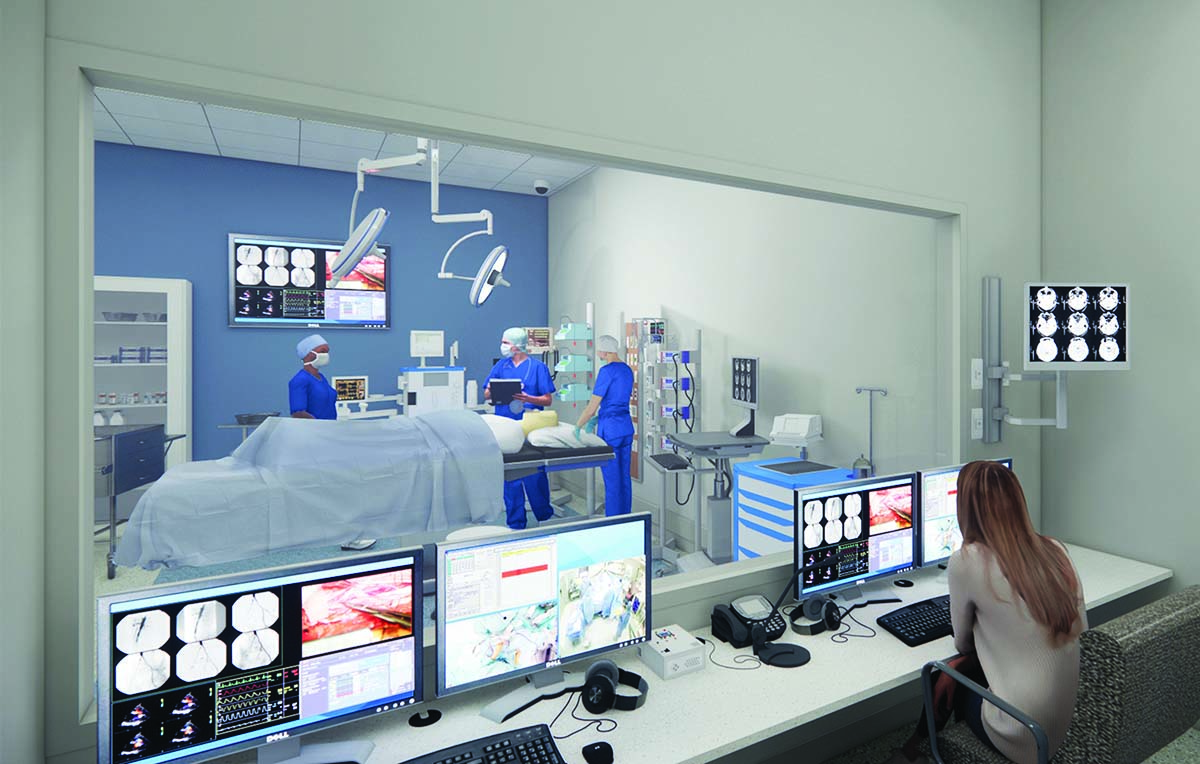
[
  {"xmin": 289, "ymin": 369, "xmax": 338, "ymax": 420},
  {"xmin": 485, "ymin": 356, "xmax": 556, "ymax": 420},
  {"xmin": 593, "ymin": 361, "xmax": 635, "ymax": 439}
]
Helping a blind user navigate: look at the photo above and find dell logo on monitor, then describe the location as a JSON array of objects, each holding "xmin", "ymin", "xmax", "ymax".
[
  {"xmin": 266, "ymin": 732, "xmax": 290, "ymax": 743},
  {"xmin": 547, "ymin": 659, "xmax": 562, "ymax": 668}
]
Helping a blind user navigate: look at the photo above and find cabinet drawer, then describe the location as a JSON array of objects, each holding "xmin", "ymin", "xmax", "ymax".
[
  {"xmin": 737, "ymin": 477, "xmax": 795, "ymax": 508},
  {"xmin": 735, "ymin": 517, "xmax": 793, "ymax": 560},
  {"xmin": 113, "ymin": 443, "xmax": 164, "ymax": 495}
]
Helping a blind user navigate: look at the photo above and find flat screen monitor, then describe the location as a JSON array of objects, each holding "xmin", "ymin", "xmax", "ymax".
[
  {"xmin": 436, "ymin": 514, "xmax": 651, "ymax": 698},
  {"xmin": 731, "ymin": 356, "xmax": 759, "ymax": 410},
  {"xmin": 98, "ymin": 548, "xmax": 422, "ymax": 764},
  {"xmin": 1024, "ymin": 283, "xmax": 1128, "ymax": 370},
  {"xmin": 229, "ymin": 234, "xmax": 390, "ymax": 329},
  {"xmin": 918, "ymin": 458, "xmax": 1013, "ymax": 567},
  {"xmin": 796, "ymin": 473, "xmax": 917, "ymax": 599}
]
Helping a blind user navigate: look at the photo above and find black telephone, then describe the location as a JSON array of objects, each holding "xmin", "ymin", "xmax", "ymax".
[{"xmin": 711, "ymin": 594, "xmax": 788, "ymax": 648}]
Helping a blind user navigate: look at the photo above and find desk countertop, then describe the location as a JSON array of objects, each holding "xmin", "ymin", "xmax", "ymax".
[{"xmin": 217, "ymin": 544, "xmax": 1170, "ymax": 764}]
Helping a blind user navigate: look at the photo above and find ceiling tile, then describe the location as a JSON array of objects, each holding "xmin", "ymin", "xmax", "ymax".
[
  {"xmin": 300, "ymin": 140, "xmax": 373, "ymax": 164},
  {"xmin": 111, "ymin": 115, "xmax": 215, "ymax": 144},
  {"xmin": 454, "ymin": 145, "xmax": 531, "ymax": 171},
  {"xmin": 95, "ymin": 130, "xmax": 132, "ymax": 145},
  {"xmin": 214, "ymin": 128, "xmax": 298, "ymax": 156},
  {"xmin": 492, "ymin": 183, "xmax": 537, "ymax": 196},
  {"xmin": 221, "ymin": 146, "xmax": 298, "ymax": 165},
  {"xmin": 205, "ymin": 105, "xmax": 298, "ymax": 139},
  {"xmin": 95, "ymin": 88, "xmax": 208, "ymax": 125},
  {"xmin": 500, "ymin": 170, "xmax": 574, "ymax": 192},
  {"xmin": 94, "ymin": 107, "xmax": 123, "ymax": 134},
  {"xmin": 300, "ymin": 120, "xmax": 385, "ymax": 151},
  {"xmin": 439, "ymin": 161, "xmax": 513, "ymax": 184},
  {"xmin": 438, "ymin": 177, "xmax": 498, "ymax": 192},
  {"xmin": 127, "ymin": 134, "xmax": 219, "ymax": 156},
  {"xmin": 378, "ymin": 133, "xmax": 422, "ymax": 156},
  {"xmin": 301, "ymin": 158, "xmax": 358, "ymax": 175},
  {"xmin": 374, "ymin": 164, "xmax": 430, "ymax": 181},
  {"xmin": 518, "ymin": 156, "xmax": 593, "ymax": 178}
]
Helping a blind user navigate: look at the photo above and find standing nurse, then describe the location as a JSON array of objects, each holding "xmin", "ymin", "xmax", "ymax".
[
  {"xmin": 289, "ymin": 334, "xmax": 338, "ymax": 420},
  {"xmin": 575, "ymin": 335, "xmax": 634, "ymax": 516},
  {"xmin": 484, "ymin": 327, "xmax": 557, "ymax": 529}
]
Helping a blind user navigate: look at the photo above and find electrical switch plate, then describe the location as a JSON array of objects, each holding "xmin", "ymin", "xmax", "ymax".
[
  {"xmin": 971, "ymin": 408, "xmax": 984, "ymax": 440},
  {"xmin": 971, "ymin": 358, "xmax": 984, "ymax": 390}
]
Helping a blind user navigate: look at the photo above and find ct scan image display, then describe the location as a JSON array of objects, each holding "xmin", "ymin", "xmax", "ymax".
[{"xmin": 1026, "ymin": 284, "xmax": 1127, "ymax": 369}]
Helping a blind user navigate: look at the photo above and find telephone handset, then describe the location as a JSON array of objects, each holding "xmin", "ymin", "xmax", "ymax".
[{"xmin": 711, "ymin": 594, "xmax": 787, "ymax": 648}]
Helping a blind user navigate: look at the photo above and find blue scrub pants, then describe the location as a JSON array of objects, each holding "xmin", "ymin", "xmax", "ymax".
[
  {"xmin": 504, "ymin": 471, "xmax": 553, "ymax": 529},
  {"xmin": 601, "ymin": 434, "xmax": 634, "ymax": 516}
]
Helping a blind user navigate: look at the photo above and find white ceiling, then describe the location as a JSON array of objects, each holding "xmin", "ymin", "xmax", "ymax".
[{"xmin": 93, "ymin": 88, "xmax": 595, "ymax": 196}]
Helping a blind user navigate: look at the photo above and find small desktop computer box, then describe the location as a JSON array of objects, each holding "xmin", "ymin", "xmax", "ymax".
[{"xmin": 638, "ymin": 624, "xmax": 705, "ymax": 680}]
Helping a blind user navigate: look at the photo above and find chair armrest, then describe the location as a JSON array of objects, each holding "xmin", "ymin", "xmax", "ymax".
[{"xmin": 922, "ymin": 660, "xmax": 1050, "ymax": 764}]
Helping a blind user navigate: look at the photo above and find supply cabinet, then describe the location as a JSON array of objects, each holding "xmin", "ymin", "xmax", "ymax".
[{"xmin": 732, "ymin": 459, "xmax": 854, "ymax": 561}]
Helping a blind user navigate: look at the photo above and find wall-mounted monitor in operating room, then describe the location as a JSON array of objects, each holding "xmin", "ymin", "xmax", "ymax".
[
  {"xmin": 97, "ymin": 547, "xmax": 422, "ymax": 764},
  {"xmin": 731, "ymin": 356, "xmax": 759, "ymax": 410},
  {"xmin": 435, "ymin": 513, "xmax": 651, "ymax": 698},
  {"xmin": 1024, "ymin": 283, "xmax": 1128, "ymax": 371},
  {"xmin": 228, "ymin": 233, "xmax": 390, "ymax": 329},
  {"xmin": 917, "ymin": 458, "xmax": 1013, "ymax": 567}
]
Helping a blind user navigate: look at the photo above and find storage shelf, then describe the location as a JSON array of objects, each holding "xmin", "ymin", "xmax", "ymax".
[
  {"xmin": 95, "ymin": 363, "xmax": 168, "ymax": 368},
  {"xmin": 94, "ymin": 403, "xmax": 167, "ymax": 410},
  {"xmin": 95, "ymin": 321, "xmax": 168, "ymax": 326}
]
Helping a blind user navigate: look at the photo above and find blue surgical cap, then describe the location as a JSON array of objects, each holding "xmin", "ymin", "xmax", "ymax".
[{"xmin": 296, "ymin": 333, "xmax": 327, "ymax": 359}]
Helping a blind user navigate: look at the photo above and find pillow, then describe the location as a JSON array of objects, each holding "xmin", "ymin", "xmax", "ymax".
[
  {"xmin": 527, "ymin": 424, "xmax": 606, "ymax": 449},
  {"xmin": 480, "ymin": 414, "xmax": 526, "ymax": 454},
  {"xmin": 521, "ymin": 410, "xmax": 558, "ymax": 435}
]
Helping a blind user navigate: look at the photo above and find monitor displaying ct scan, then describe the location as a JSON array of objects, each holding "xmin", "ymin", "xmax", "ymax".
[{"xmin": 1025, "ymin": 283, "xmax": 1128, "ymax": 371}]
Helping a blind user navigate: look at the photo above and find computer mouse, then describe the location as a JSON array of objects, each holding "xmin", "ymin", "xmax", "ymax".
[
  {"xmin": 894, "ymin": 578, "xmax": 914, "ymax": 588},
  {"xmin": 582, "ymin": 741, "xmax": 614, "ymax": 764}
]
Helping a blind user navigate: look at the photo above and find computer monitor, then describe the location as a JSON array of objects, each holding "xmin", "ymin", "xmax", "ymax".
[
  {"xmin": 918, "ymin": 458, "xmax": 1013, "ymax": 567},
  {"xmin": 436, "ymin": 513, "xmax": 651, "ymax": 722},
  {"xmin": 731, "ymin": 356, "xmax": 759, "ymax": 410},
  {"xmin": 98, "ymin": 548, "xmax": 422, "ymax": 764},
  {"xmin": 1024, "ymin": 283, "xmax": 1128, "ymax": 370},
  {"xmin": 796, "ymin": 473, "xmax": 917, "ymax": 601},
  {"xmin": 331, "ymin": 376, "xmax": 369, "ymax": 402}
]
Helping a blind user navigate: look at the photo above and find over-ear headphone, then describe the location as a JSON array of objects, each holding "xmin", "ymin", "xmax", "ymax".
[
  {"xmin": 790, "ymin": 598, "xmax": 841, "ymax": 636},
  {"xmin": 581, "ymin": 660, "xmax": 649, "ymax": 714}
]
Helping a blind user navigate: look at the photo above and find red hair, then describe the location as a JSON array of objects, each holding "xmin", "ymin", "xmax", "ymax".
[{"xmin": 957, "ymin": 461, "xmax": 1082, "ymax": 644}]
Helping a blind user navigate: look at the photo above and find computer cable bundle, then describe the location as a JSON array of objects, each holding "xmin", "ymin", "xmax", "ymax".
[
  {"xmin": 696, "ymin": 636, "xmax": 762, "ymax": 671},
  {"xmin": 671, "ymin": 356, "xmax": 697, "ymax": 506}
]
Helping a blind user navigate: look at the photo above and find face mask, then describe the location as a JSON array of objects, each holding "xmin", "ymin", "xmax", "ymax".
[
  {"xmin": 500, "ymin": 343, "xmax": 513, "ymax": 358},
  {"xmin": 308, "ymin": 352, "xmax": 330, "ymax": 368}
]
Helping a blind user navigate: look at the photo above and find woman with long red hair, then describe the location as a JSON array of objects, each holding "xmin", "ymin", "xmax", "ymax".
[{"xmin": 890, "ymin": 461, "xmax": 1086, "ymax": 764}]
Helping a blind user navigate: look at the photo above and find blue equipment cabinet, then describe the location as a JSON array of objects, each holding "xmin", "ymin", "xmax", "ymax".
[{"xmin": 732, "ymin": 459, "xmax": 854, "ymax": 561}]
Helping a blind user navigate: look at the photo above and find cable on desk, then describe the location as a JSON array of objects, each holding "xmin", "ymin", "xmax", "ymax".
[
  {"xmin": 697, "ymin": 636, "xmax": 762, "ymax": 670},
  {"xmin": 829, "ymin": 604, "xmax": 879, "ymax": 644},
  {"xmin": 548, "ymin": 692, "xmax": 617, "ymax": 740}
]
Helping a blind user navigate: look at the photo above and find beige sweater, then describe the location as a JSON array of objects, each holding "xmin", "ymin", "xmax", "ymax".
[{"xmin": 948, "ymin": 541, "xmax": 1086, "ymax": 764}]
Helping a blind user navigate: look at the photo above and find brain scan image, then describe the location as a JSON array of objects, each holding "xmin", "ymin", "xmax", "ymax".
[
  {"xmin": 1036, "ymin": 337, "xmax": 1059, "ymax": 363},
  {"xmin": 115, "ymin": 650, "xmax": 170, "ymax": 696},
  {"xmin": 1035, "ymin": 312, "xmax": 1058, "ymax": 337},
  {"xmin": 844, "ymin": 515, "xmax": 863, "ymax": 540},
  {"xmin": 176, "ymin": 639, "xmax": 227, "ymax": 682},
  {"xmin": 1035, "ymin": 287, "xmax": 1058, "ymax": 312},
  {"xmin": 290, "ymin": 248, "xmax": 315, "ymax": 268},
  {"xmin": 1098, "ymin": 286, "xmax": 1120, "ymax": 311},
  {"xmin": 236, "ymin": 264, "xmax": 263, "ymax": 286},
  {"xmin": 845, "ymin": 494, "xmax": 862, "ymax": 516},
  {"xmin": 825, "ymin": 496, "xmax": 843, "ymax": 521},
  {"xmin": 232, "ymin": 629, "xmax": 280, "ymax": 670},
  {"xmin": 1067, "ymin": 312, "xmax": 1089, "ymax": 337},
  {"xmin": 235, "ymin": 245, "xmax": 262, "ymax": 265},
  {"xmin": 1068, "ymin": 337, "xmax": 1090, "ymax": 362},
  {"xmin": 232, "ymin": 592, "xmax": 279, "ymax": 633},
  {"xmin": 1099, "ymin": 337, "xmax": 1121, "ymax": 362},
  {"xmin": 176, "ymin": 601, "xmax": 226, "ymax": 643},
  {"xmin": 264, "ymin": 266, "xmax": 290, "ymax": 287},
  {"xmin": 291, "ymin": 268, "xmax": 316, "ymax": 288},
  {"xmin": 804, "ymin": 501, "xmax": 823, "ymax": 525},
  {"xmin": 803, "ymin": 524, "xmax": 823, "ymax": 549},
  {"xmin": 264, "ymin": 247, "xmax": 290, "ymax": 267},
  {"xmin": 824, "ymin": 519, "xmax": 843, "ymax": 545},
  {"xmin": 1099, "ymin": 312, "xmax": 1120, "ymax": 336},
  {"xmin": 1067, "ymin": 287, "xmax": 1090, "ymax": 312},
  {"xmin": 116, "ymin": 610, "xmax": 170, "ymax": 654}
]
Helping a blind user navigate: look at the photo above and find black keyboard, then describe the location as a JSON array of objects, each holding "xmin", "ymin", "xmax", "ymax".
[
  {"xmin": 876, "ymin": 595, "xmax": 953, "ymax": 647},
  {"xmin": 396, "ymin": 724, "xmax": 564, "ymax": 764}
]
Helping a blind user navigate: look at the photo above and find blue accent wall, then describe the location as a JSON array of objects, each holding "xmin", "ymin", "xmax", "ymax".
[{"xmin": 95, "ymin": 143, "xmax": 548, "ymax": 460}]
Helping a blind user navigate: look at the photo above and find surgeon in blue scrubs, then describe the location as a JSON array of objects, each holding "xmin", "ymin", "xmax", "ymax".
[
  {"xmin": 484, "ymin": 327, "xmax": 557, "ymax": 529},
  {"xmin": 289, "ymin": 333, "xmax": 338, "ymax": 420},
  {"xmin": 575, "ymin": 335, "xmax": 634, "ymax": 516}
]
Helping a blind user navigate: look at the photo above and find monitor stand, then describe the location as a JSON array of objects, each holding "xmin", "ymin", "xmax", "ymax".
[
  {"xmin": 258, "ymin": 738, "xmax": 373, "ymax": 764},
  {"xmin": 480, "ymin": 666, "xmax": 585, "ymax": 723},
  {"xmin": 836, "ymin": 581, "xmax": 896, "ymax": 605}
]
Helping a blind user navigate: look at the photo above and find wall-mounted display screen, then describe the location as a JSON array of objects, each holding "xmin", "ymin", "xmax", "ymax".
[
  {"xmin": 229, "ymin": 234, "xmax": 389, "ymax": 329},
  {"xmin": 1024, "ymin": 283, "xmax": 1127, "ymax": 371}
]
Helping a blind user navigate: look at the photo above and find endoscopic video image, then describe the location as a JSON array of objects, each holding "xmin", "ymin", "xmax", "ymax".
[
  {"xmin": 868, "ymin": 486, "xmax": 913, "ymax": 534},
  {"xmin": 300, "ymin": 570, "xmax": 413, "ymax": 658},
  {"xmin": 443, "ymin": 602, "xmax": 559, "ymax": 688}
]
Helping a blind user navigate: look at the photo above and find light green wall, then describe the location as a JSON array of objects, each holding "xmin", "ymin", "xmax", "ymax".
[
  {"xmin": 1042, "ymin": 0, "xmax": 1200, "ymax": 590},
  {"xmin": 30, "ymin": 2, "xmax": 1042, "ymax": 761}
]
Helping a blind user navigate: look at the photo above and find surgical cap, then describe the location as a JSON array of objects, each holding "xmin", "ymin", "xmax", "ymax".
[
  {"xmin": 296, "ymin": 333, "xmax": 328, "ymax": 359},
  {"xmin": 597, "ymin": 335, "xmax": 620, "ymax": 355},
  {"xmin": 502, "ymin": 327, "xmax": 528, "ymax": 351}
]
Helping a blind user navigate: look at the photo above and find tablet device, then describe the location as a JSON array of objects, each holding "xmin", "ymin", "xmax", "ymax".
[{"xmin": 489, "ymin": 378, "xmax": 523, "ymax": 406}]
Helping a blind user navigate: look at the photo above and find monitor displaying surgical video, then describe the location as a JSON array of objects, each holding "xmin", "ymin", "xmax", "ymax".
[
  {"xmin": 436, "ymin": 514, "xmax": 651, "ymax": 697},
  {"xmin": 229, "ymin": 234, "xmax": 390, "ymax": 329},
  {"xmin": 796, "ymin": 473, "xmax": 917, "ymax": 597},
  {"xmin": 1025, "ymin": 283, "xmax": 1128, "ymax": 371}
]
